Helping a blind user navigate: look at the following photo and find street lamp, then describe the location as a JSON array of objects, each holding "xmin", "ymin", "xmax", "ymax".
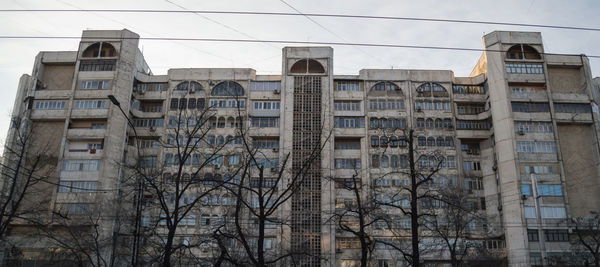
[
  {"xmin": 530, "ymin": 171, "xmax": 548, "ymax": 267},
  {"xmin": 108, "ymin": 94, "xmax": 143, "ymax": 267}
]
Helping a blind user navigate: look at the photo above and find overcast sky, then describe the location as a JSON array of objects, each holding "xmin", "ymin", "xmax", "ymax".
[{"xmin": 0, "ymin": 0, "xmax": 599, "ymax": 147}]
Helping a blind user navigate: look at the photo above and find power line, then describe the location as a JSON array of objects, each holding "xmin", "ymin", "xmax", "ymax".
[
  {"xmin": 0, "ymin": 35, "xmax": 598, "ymax": 58},
  {"xmin": 0, "ymin": 9, "xmax": 598, "ymax": 32}
]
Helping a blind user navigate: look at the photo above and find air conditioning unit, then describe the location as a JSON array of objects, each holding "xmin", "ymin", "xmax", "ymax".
[
  {"xmin": 89, "ymin": 148, "xmax": 97, "ymax": 154},
  {"xmin": 335, "ymin": 248, "xmax": 342, "ymax": 253},
  {"xmin": 416, "ymin": 107, "xmax": 422, "ymax": 112},
  {"xmin": 270, "ymin": 167, "xmax": 279, "ymax": 172},
  {"xmin": 273, "ymin": 90, "xmax": 281, "ymax": 94},
  {"xmin": 517, "ymin": 130, "xmax": 525, "ymax": 135},
  {"xmin": 272, "ymin": 148, "xmax": 279, "ymax": 152},
  {"xmin": 149, "ymin": 127, "xmax": 156, "ymax": 132}
]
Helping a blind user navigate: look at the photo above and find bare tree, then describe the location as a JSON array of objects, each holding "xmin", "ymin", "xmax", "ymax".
[
  {"xmin": 126, "ymin": 105, "xmax": 230, "ymax": 267},
  {"xmin": 211, "ymin": 114, "xmax": 330, "ymax": 266},
  {"xmin": 570, "ymin": 212, "xmax": 600, "ymax": 267},
  {"xmin": 422, "ymin": 187, "xmax": 487, "ymax": 267},
  {"xmin": 373, "ymin": 128, "xmax": 446, "ymax": 266},
  {"xmin": 328, "ymin": 169, "xmax": 385, "ymax": 267},
  {"xmin": 0, "ymin": 116, "xmax": 60, "ymax": 263}
]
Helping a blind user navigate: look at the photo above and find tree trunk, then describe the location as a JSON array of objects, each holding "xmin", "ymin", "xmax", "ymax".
[
  {"xmin": 161, "ymin": 226, "xmax": 176, "ymax": 267},
  {"xmin": 408, "ymin": 129, "xmax": 420, "ymax": 267}
]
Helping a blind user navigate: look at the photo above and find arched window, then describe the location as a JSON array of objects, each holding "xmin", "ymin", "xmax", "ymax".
[
  {"xmin": 429, "ymin": 156, "xmax": 437, "ymax": 168},
  {"xmin": 217, "ymin": 117, "xmax": 226, "ymax": 128},
  {"xmin": 209, "ymin": 117, "xmax": 217, "ymax": 128},
  {"xmin": 216, "ymin": 136, "xmax": 225, "ymax": 145},
  {"xmin": 371, "ymin": 136, "xmax": 379, "ymax": 147},
  {"xmin": 379, "ymin": 118, "xmax": 388, "ymax": 129},
  {"xmin": 370, "ymin": 118, "xmax": 379, "ymax": 129},
  {"xmin": 426, "ymin": 119, "xmax": 434, "ymax": 129},
  {"xmin": 389, "ymin": 119, "xmax": 397, "ymax": 129},
  {"xmin": 227, "ymin": 117, "xmax": 235, "ymax": 128},
  {"xmin": 418, "ymin": 136, "xmax": 426, "ymax": 146},
  {"xmin": 444, "ymin": 119, "xmax": 453, "ymax": 129},
  {"xmin": 435, "ymin": 119, "xmax": 443, "ymax": 128},
  {"xmin": 380, "ymin": 136, "xmax": 388, "ymax": 147},
  {"xmin": 372, "ymin": 155, "xmax": 380, "ymax": 168},
  {"xmin": 190, "ymin": 81, "xmax": 203, "ymax": 91},
  {"xmin": 427, "ymin": 137, "xmax": 435, "ymax": 147},
  {"xmin": 182, "ymin": 173, "xmax": 190, "ymax": 182},
  {"xmin": 437, "ymin": 137, "xmax": 445, "ymax": 147},
  {"xmin": 381, "ymin": 155, "xmax": 389, "ymax": 168},
  {"xmin": 371, "ymin": 82, "xmax": 401, "ymax": 92},
  {"xmin": 438, "ymin": 157, "xmax": 446, "ymax": 168},
  {"xmin": 400, "ymin": 155, "xmax": 409, "ymax": 168},
  {"xmin": 163, "ymin": 173, "xmax": 172, "ymax": 183},
  {"xmin": 389, "ymin": 136, "xmax": 398, "ymax": 147},
  {"xmin": 417, "ymin": 83, "xmax": 448, "ymax": 97},
  {"xmin": 390, "ymin": 155, "xmax": 399, "ymax": 168},
  {"xmin": 445, "ymin": 137, "xmax": 454, "ymax": 147},
  {"xmin": 398, "ymin": 136, "xmax": 407, "ymax": 147},
  {"xmin": 82, "ymin": 42, "xmax": 117, "ymax": 57},
  {"xmin": 506, "ymin": 44, "xmax": 541, "ymax": 60},
  {"xmin": 290, "ymin": 59, "xmax": 325, "ymax": 74},
  {"xmin": 211, "ymin": 81, "xmax": 245, "ymax": 96},
  {"xmin": 226, "ymin": 135, "xmax": 234, "ymax": 144},
  {"xmin": 176, "ymin": 82, "xmax": 189, "ymax": 91},
  {"xmin": 417, "ymin": 118, "xmax": 425, "ymax": 128}
]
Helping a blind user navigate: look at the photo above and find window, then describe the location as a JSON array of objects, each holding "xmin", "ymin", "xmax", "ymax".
[
  {"xmin": 58, "ymin": 181, "xmax": 98, "ymax": 193},
  {"xmin": 250, "ymin": 81, "xmax": 281, "ymax": 91},
  {"xmin": 82, "ymin": 42, "xmax": 117, "ymax": 57},
  {"xmin": 254, "ymin": 101, "xmax": 281, "ymax": 110},
  {"xmin": 457, "ymin": 103, "xmax": 486, "ymax": 115},
  {"xmin": 505, "ymin": 63, "xmax": 544, "ymax": 74},
  {"xmin": 415, "ymin": 101, "xmax": 450, "ymax": 111},
  {"xmin": 554, "ymin": 103, "xmax": 591, "ymax": 113},
  {"xmin": 371, "ymin": 81, "xmax": 400, "ymax": 91},
  {"xmin": 525, "ymin": 206, "xmax": 567, "ymax": 219},
  {"xmin": 335, "ymin": 158, "xmax": 361, "ymax": 169},
  {"xmin": 290, "ymin": 59, "xmax": 325, "ymax": 73},
  {"xmin": 334, "ymin": 117, "xmax": 365, "ymax": 128},
  {"xmin": 80, "ymin": 80, "xmax": 110, "ymax": 90},
  {"xmin": 335, "ymin": 139, "xmax": 361, "ymax": 150},
  {"xmin": 463, "ymin": 161, "xmax": 481, "ymax": 171},
  {"xmin": 250, "ymin": 117, "xmax": 279, "ymax": 128},
  {"xmin": 34, "ymin": 100, "xmax": 66, "ymax": 110},
  {"xmin": 514, "ymin": 121, "xmax": 553, "ymax": 133},
  {"xmin": 334, "ymin": 101, "xmax": 361, "ymax": 111},
  {"xmin": 140, "ymin": 156, "xmax": 157, "ymax": 168},
  {"xmin": 60, "ymin": 203, "xmax": 89, "ymax": 214},
  {"xmin": 211, "ymin": 81, "xmax": 245, "ymax": 96},
  {"xmin": 74, "ymin": 100, "xmax": 106, "ymax": 109},
  {"xmin": 464, "ymin": 177, "xmax": 483, "ymax": 190},
  {"xmin": 335, "ymin": 80, "xmax": 361, "ymax": 91},
  {"xmin": 336, "ymin": 238, "xmax": 360, "ymax": 249},
  {"xmin": 456, "ymin": 120, "xmax": 490, "ymax": 130},
  {"xmin": 512, "ymin": 102, "xmax": 550, "ymax": 113},
  {"xmin": 252, "ymin": 158, "xmax": 279, "ymax": 169},
  {"xmin": 452, "ymin": 85, "xmax": 486, "ymax": 94},
  {"xmin": 253, "ymin": 138, "xmax": 280, "ymax": 149},
  {"xmin": 544, "ymin": 229, "xmax": 569, "ymax": 242},
  {"xmin": 417, "ymin": 82, "xmax": 448, "ymax": 97},
  {"xmin": 524, "ymin": 165, "xmax": 554, "ymax": 174},
  {"xmin": 446, "ymin": 156, "xmax": 456, "ymax": 168},
  {"xmin": 516, "ymin": 141, "xmax": 557, "ymax": 153},
  {"xmin": 368, "ymin": 99, "xmax": 404, "ymax": 110},
  {"xmin": 461, "ymin": 142, "xmax": 480, "ymax": 155},
  {"xmin": 522, "ymin": 184, "xmax": 532, "ymax": 196},
  {"xmin": 537, "ymin": 184, "xmax": 563, "ymax": 196},
  {"xmin": 62, "ymin": 160, "xmax": 101, "ymax": 171},
  {"xmin": 134, "ymin": 118, "xmax": 164, "ymax": 128},
  {"xmin": 527, "ymin": 229, "xmax": 539, "ymax": 242},
  {"xmin": 79, "ymin": 61, "xmax": 116, "ymax": 72},
  {"xmin": 506, "ymin": 44, "xmax": 541, "ymax": 60}
]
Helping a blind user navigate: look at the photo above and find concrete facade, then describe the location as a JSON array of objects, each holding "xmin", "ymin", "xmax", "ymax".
[{"xmin": 2, "ymin": 29, "xmax": 600, "ymax": 266}]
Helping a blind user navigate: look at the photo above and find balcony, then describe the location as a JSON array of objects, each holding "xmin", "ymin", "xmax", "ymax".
[
  {"xmin": 30, "ymin": 109, "xmax": 67, "ymax": 120},
  {"xmin": 70, "ymin": 109, "xmax": 109, "ymax": 119},
  {"xmin": 67, "ymin": 128, "xmax": 105, "ymax": 138}
]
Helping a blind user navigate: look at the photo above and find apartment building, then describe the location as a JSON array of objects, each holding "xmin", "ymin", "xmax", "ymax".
[{"xmin": 1, "ymin": 29, "xmax": 599, "ymax": 267}]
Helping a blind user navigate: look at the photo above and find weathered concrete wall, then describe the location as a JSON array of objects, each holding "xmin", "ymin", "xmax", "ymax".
[
  {"xmin": 40, "ymin": 64, "xmax": 75, "ymax": 90},
  {"xmin": 548, "ymin": 67, "xmax": 585, "ymax": 94},
  {"xmin": 557, "ymin": 124, "xmax": 600, "ymax": 217}
]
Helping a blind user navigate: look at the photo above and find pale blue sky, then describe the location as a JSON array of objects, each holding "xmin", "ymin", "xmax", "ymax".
[{"xmin": 1, "ymin": 0, "xmax": 599, "ymax": 148}]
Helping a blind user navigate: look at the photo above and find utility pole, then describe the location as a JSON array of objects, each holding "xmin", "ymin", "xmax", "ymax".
[{"xmin": 530, "ymin": 171, "xmax": 547, "ymax": 266}]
